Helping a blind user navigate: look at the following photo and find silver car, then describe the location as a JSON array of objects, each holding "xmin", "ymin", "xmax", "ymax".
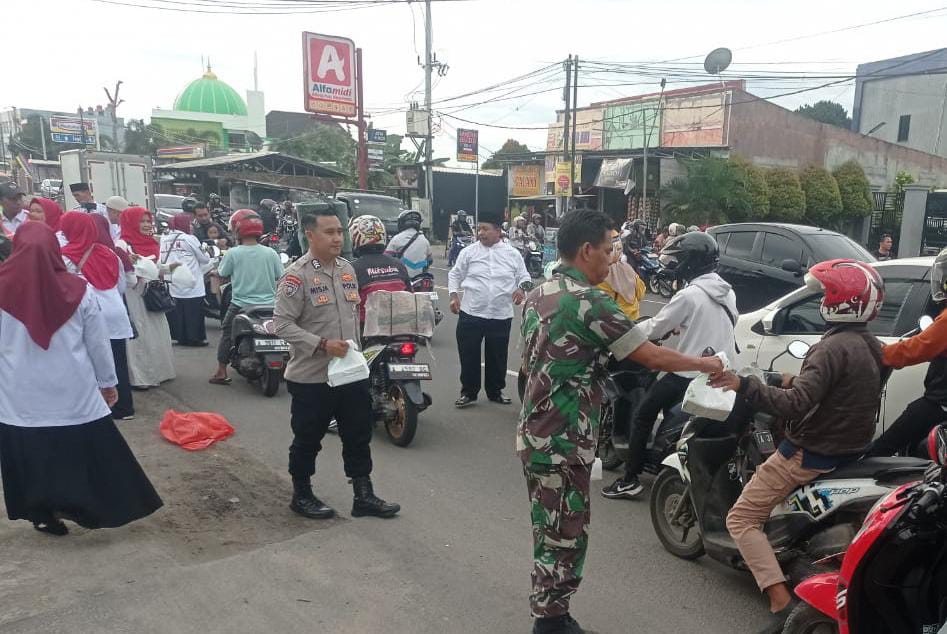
[{"xmin": 154, "ymin": 194, "xmax": 186, "ymax": 232}]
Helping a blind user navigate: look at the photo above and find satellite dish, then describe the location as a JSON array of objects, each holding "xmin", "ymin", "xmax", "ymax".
[{"xmin": 704, "ymin": 48, "xmax": 733, "ymax": 75}]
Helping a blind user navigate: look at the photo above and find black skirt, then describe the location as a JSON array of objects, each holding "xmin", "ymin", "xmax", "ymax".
[
  {"xmin": 0, "ymin": 416, "xmax": 163, "ymax": 529},
  {"xmin": 166, "ymin": 296, "xmax": 206, "ymax": 345}
]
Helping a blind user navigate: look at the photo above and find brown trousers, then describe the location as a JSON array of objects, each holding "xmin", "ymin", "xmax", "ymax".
[{"xmin": 726, "ymin": 449, "xmax": 828, "ymax": 591}]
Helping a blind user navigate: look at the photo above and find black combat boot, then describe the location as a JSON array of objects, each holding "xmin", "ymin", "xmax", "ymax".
[
  {"xmin": 532, "ymin": 614, "xmax": 585, "ymax": 634},
  {"xmin": 351, "ymin": 476, "xmax": 400, "ymax": 518},
  {"xmin": 290, "ymin": 479, "xmax": 335, "ymax": 519}
]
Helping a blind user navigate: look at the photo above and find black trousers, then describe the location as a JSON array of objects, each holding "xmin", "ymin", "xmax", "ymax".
[
  {"xmin": 110, "ymin": 338, "xmax": 134, "ymax": 418},
  {"xmin": 286, "ymin": 380, "xmax": 374, "ymax": 480},
  {"xmin": 167, "ymin": 296, "xmax": 206, "ymax": 345},
  {"xmin": 866, "ymin": 396, "xmax": 947, "ymax": 457},
  {"xmin": 456, "ymin": 311, "xmax": 512, "ymax": 399},
  {"xmin": 217, "ymin": 304, "xmax": 241, "ymax": 365},
  {"xmin": 624, "ymin": 373, "xmax": 692, "ymax": 479}
]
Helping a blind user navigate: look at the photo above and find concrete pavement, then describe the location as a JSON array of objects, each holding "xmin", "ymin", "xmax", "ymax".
[{"xmin": 0, "ymin": 259, "xmax": 769, "ymax": 633}]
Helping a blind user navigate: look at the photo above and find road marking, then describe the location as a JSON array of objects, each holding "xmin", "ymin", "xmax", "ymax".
[
  {"xmin": 431, "ymin": 266, "xmax": 450, "ymax": 272},
  {"xmin": 642, "ymin": 299, "xmax": 667, "ymax": 305},
  {"xmin": 435, "ymin": 285, "xmax": 449, "ymax": 291},
  {"xmin": 482, "ymin": 363, "xmax": 519, "ymax": 378}
]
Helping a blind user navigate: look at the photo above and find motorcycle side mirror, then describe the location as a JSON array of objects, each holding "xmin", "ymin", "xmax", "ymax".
[
  {"xmin": 928, "ymin": 424, "xmax": 947, "ymax": 466},
  {"xmin": 919, "ymin": 315, "xmax": 934, "ymax": 331},
  {"xmin": 279, "ymin": 252, "xmax": 290, "ymax": 265},
  {"xmin": 787, "ymin": 340, "xmax": 810, "ymax": 359}
]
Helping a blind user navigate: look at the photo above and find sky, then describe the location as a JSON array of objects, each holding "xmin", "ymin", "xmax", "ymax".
[{"xmin": 7, "ymin": 0, "xmax": 947, "ymax": 167}]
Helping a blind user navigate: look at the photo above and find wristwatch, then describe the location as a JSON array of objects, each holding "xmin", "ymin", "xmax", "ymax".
[{"xmin": 519, "ymin": 281, "xmax": 534, "ymax": 292}]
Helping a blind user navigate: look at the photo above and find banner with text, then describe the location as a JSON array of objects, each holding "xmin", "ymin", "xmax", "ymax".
[
  {"xmin": 510, "ymin": 165, "xmax": 543, "ymax": 197},
  {"xmin": 303, "ymin": 32, "xmax": 357, "ymax": 117},
  {"xmin": 456, "ymin": 128, "xmax": 479, "ymax": 163}
]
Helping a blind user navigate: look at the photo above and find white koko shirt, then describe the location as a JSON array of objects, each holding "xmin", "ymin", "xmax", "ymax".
[
  {"xmin": 448, "ymin": 239, "xmax": 530, "ymax": 320},
  {"xmin": 0, "ymin": 288, "xmax": 117, "ymax": 427}
]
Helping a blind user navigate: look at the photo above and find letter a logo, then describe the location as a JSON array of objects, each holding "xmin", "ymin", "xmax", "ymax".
[{"xmin": 317, "ymin": 45, "xmax": 346, "ymax": 82}]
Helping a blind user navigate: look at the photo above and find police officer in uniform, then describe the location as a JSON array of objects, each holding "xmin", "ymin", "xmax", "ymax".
[{"xmin": 274, "ymin": 208, "xmax": 400, "ymax": 520}]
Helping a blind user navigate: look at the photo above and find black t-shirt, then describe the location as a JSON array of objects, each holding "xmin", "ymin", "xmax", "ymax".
[{"xmin": 873, "ymin": 249, "xmax": 894, "ymax": 261}]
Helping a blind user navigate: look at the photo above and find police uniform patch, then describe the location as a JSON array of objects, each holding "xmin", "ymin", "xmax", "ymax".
[
  {"xmin": 341, "ymin": 273, "xmax": 354, "ymax": 282},
  {"xmin": 317, "ymin": 294, "xmax": 330, "ymax": 304},
  {"xmin": 346, "ymin": 291, "xmax": 359, "ymax": 302},
  {"xmin": 281, "ymin": 274, "xmax": 302, "ymax": 297},
  {"xmin": 342, "ymin": 281, "xmax": 357, "ymax": 291},
  {"xmin": 311, "ymin": 258, "xmax": 322, "ymax": 270},
  {"xmin": 310, "ymin": 283, "xmax": 329, "ymax": 294}
]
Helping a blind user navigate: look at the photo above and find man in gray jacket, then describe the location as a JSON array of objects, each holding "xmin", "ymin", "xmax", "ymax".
[{"xmin": 603, "ymin": 232, "xmax": 738, "ymax": 500}]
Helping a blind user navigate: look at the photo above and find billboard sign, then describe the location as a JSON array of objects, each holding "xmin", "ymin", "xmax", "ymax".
[
  {"xmin": 156, "ymin": 146, "xmax": 205, "ymax": 160},
  {"xmin": 457, "ymin": 128, "xmax": 479, "ymax": 163},
  {"xmin": 49, "ymin": 116, "xmax": 96, "ymax": 145},
  {"xmin": 303, "ymin": 32, "xmax": 357, "ymax": 117},
  {"xmin": 510, "ymin": 165, "xmax": 542, "ymax": 197},
  {"xmin": 554, "ymin": 162, "xmax": 573, "ymax": 197},
  {"xmin": 594, "ymin": 157, "xmax": 633, "ymax": 189},
  {"xmin": 545, "ymin": 108, "xmax": 604, "ymax": 152},
  {"xmin": 603, "ymin": 101, "xmax": 660, "ymax": 151},
  {"xmin": 367, "ymin": 128, "xmax": 387, "ymax": 144},
  {"xmin": 662, "ymin": 91, "xmax": 730, "ymax": 147},
  {"xmin": 395, "ymin": 166, "xmax": 419, "ymax": 189}
]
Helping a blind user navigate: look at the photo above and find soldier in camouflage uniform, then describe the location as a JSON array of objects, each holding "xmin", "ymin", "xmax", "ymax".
[{"xmin": 517, "ymin": 210, "xmax": 723, "ymax": 634}]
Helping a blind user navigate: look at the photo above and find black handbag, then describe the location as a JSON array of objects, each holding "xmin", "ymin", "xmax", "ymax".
[{"xmin": 142, "ymin": 235, "xmax": 178, "ymax": 313}]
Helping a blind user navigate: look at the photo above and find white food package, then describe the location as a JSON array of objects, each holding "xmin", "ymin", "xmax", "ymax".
[
  {"xmin": 327, "ymin": 340, "xmax": 371, "ymax": 387},
  {"xmin": 681, "ymin": 352, "xmax": 736, "ymax": 422},
  {"xmin": 134, "ymin": 256, "xmax": 160, "ymax": 281},
  {"xmin": 590, "ymin": 457, "xmax": 603, "ymax": 481},
  {"xmin": 170, "ymin": 263, "xmax": 196, "ymax": 288}
]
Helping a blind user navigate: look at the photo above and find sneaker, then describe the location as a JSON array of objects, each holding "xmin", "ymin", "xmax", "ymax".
[
  {"xmin": 327, "ymin": 419, "xmax": 338, "ymax": 434},
  {"xmin": 113, "ymin": 414, "xmax": 136, "ymax": 421},
  {"xmin": 601, "ymin": 477, "xmax": 644, "ymax": 499}
]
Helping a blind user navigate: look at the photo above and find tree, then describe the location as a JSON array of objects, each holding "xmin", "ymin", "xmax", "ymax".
[
  {"xmin": 122, "ymin": 119, "xmax": 163, "ymax": 156},
  {"xmin": 765, "ymin": 168, "xmax": 806, "ymax": 221},
  {"xmin": 15, "ymin": 114, "xmax": 78, "ymax": 160},
  {"xmin": 729, "ymin": 155, "xmax": 770, "ymax": 221},
  {"xmin": 795, "ymin": 100, "xmax": 853, "ymax": 129},
  {"xmin": 663, "ymin": 157, "xmax": 748, "ymax": 225},
  {"xmin": 832, "ymin": 160, "xmax": 873, "ymax": 219},
  {"xmin": 800, "ymin": 165, "xmax": 843, "ymax": 227},
  {"xmin": 893, "ymin": 169, "xmax": 916, "ymax": 192},
  {"xmin": 271, "ymin": 124, "xmax": 357, "ymax": 187},
  {"xmin": 482, "ymin": 138, "xmax": 530, "ymax": 170},
  {"xmin": 367, "ymin": 132, "xmax": 413, "ymax": 190}
]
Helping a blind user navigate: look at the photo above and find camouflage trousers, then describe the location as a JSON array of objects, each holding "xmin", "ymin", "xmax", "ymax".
[{"xmin": 524, "ymin": 462, "xmax": 591, "ymax": 618}]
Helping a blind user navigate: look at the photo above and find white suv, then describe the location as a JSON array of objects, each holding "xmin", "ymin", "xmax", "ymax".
[{"xmin": 734, "ymin": 257, "xmax": 934, "ymax": 434}]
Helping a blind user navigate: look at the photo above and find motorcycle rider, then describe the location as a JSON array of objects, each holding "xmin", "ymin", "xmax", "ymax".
[
  {"xmin": 622, "ymin": 218, "xmax": 649, "ymax": 251},
  {"xmin": 350, "ymin": 215, "xmax": 411, "ymax": 325},
  {"xmin": 867, "ymin": 248, "xmax": 947, "ymax": 457},
  {"xmin": 257, "ymin": 198, "xmax": 279, "ymax": 236},
  {"xmin": 385, "ymin": 210, "xmax": 433, "ymax": 281},
  {"xmin": 526, "ymin": 213, "xmax": 546, "ymax": 245},
  {"xmin": 708, "ymin": 259, "xmax": 885, "ymax": 632},
  {"xmin": 192, "ymin": 202, "xmax": 230, "ymax": 244},
  {"xmin": 451, "ymin": 210, "xmax": 473, "ymax": 237},
  {"xmin": 510, "ymin": 215, "xmax": 529, "ymax": 249},
  {"xmin": 207, "ymin": 193, "xmax": 231, "ymax": 225},
  {"xmin": 209, "ymin": 210, "xmax": 284, "ymax": 385},
  {"xmin": 603, "ymin": 232, "xmax": 737, "ymax": 501}
]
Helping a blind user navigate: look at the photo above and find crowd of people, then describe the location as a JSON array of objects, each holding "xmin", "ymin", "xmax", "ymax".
[{"xmin": 2, "ymin": 174, "xmax": 946, "ymax": 633}]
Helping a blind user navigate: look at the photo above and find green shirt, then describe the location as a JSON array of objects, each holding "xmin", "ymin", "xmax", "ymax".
[
  {"xmin": 217, "ymin": 244, "xmax": 284, "ymax": 308},
  {"xmin": 517, "ymin": 265, "xmax": 647, "ymax": 465}
]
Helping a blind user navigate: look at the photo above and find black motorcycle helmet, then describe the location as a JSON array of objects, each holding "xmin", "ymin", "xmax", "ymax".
[
  {"xmin": 259, "ymin": 198, "xmax": 278, "ymax": 213},
  {"xmin": 398, "ymin": 210, "xmax": 423, "ymax": 232},
  {"xmin": 181, "ymin": 196, "xmax": 199, "ymax": 214},
  {"xmin": 659, "ymin": 232, "xmax": 720, "ymax": 282}
]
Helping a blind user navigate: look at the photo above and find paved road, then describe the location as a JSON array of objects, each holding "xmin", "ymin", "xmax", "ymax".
[{"xmin": 0, "ymin": 257, "xmax": 769, "ymax": 633}]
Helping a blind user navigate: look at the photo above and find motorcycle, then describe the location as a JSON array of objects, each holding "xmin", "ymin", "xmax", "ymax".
[
  {"xmin": 448, "ymin": 233, "xmax": 474, "ymax": 267},
  {"xmin": 228, "ymin": 305, "xmax": 289, "ymax": 397},
  {"xmin": 650, "ymin": 340, "xmax": 930, "ymax": 582},
  {"xmin": 520, "ymin": 240, "xmax": 545, "ymax": 278},
  {"xmin": 410, "ymin": 272, "xmax": 443, "ymax": 326},
  {"xmin": 628, "ymin": 246, "xmax": 673, "ymax": 298},
  {"xmin": 362, "ymin": 336, "xmax": 433, "ymax": 447},
  {"xmin": 784, "ymin": 426, "xmax": 947, "ymax": 634}
]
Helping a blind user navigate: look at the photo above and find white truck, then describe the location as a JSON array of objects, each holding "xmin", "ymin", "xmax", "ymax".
[{"xmin": 59, "ymin": 150, "xmax": 154, "ymax": 212}]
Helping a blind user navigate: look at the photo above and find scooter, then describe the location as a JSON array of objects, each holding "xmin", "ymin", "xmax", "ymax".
[
  {"xmin": 785, "ymin": 425, "xmax": 946, "ymax": 634},
  {"xmin": 362, "ymin": 336, "xmax": 433, "ymax": 447},
  {"xmin": 522, "ymin": 240, "xmax": 545, "ymax": 278},
  {"xmin": 650, "ymin": 340, "xmax": 930, "ymax": 583},
  {"xmin": 448, "ymin": 233, "xmax": 474, "ymax": 267},
  {"xmin": 628, "ymin": 246, "xmax": 672, "ymax": 297},
  {"xmin": 228, "ymin": 305, "xmax": 289, "ymax": 397},
  {"xmin": 410, "ymin": 273, "xmax": 443, "ymax": 326}
]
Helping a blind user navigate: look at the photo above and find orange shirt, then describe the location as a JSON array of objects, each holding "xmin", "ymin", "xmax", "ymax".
[{"xmin": 882, "ymin": 310, "xmax": 947, "ymax": 368}]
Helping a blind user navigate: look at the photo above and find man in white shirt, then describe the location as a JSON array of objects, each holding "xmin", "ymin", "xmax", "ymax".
[
  {"xmin": 0, "ymin": 182, "xmax": 28, "ymax": 235},
  {"xmin": 70, "ymin": 182, "xmax": 108, "ymax": 217},
  {"xmin": 448, "ymin": 212, "xmax": 532, "ymax": 408},
  {"xmin": 104, "ymin": 195, "xmax": 128, "ymax": 241}
]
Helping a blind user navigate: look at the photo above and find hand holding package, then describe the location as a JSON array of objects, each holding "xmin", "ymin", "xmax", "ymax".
[
  {"xmin": 682, "ymin": 352, "xmax": 735, "ymax": 421},
  {"xmin": 327, "ymin": 340, "xmax": 371, "ymax": 387}
]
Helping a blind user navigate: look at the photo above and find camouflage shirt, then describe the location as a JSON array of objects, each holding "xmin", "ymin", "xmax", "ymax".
[{"xmin": 517, "ymin": 265, "xmax": 648, "ymax": 466}]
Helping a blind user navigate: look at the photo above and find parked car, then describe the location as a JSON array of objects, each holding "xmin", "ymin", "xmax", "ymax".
[
  {"xmin": 154, "ymin": 194, "xmax": 186, "ymax": 232},
  {"xmin": 40, "ymin": 178, "xmax": 62, "ymax": 199},
  {"xmin": 706, "ymin": 223, "xmax": 875, "ymax": 312},
  {"xmin": 336, "ymin": 192, "xmax": 406, "ymax": 238},
  {"xmin": 734, "ymin": 257, "xmax": 934, "ymax": 433}
]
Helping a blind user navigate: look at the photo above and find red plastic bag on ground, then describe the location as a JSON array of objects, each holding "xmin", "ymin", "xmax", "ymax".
[{"xmin": 159, "ymin": 409, "xmax": 234, "ymax": 451}]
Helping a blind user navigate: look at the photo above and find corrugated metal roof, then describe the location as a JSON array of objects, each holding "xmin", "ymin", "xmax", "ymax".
[{"xmin": 154, "ymin": 151, "xmax": 345, "ymax": 178}]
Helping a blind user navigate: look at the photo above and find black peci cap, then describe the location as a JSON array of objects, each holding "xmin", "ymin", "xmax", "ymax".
[{"xmin": 69, "ymin": 182, "xmax": 91, "ymax": 193}]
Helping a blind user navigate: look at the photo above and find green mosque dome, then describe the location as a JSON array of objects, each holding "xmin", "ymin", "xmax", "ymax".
[{"xmin": 173, "ymin": 66, "xmax": 247, "ymax": 116}]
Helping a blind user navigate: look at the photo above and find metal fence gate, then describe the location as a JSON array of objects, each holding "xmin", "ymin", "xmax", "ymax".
[{"xmin": 868, "ymin": 191, "xmax": 904, "ymax": 250}]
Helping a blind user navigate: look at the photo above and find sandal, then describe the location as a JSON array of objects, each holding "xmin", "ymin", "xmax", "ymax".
[
  {"xmin": 33, "ymin": 520, "xmax": 68, "ymax": 536},
  {"xmin": 208, "ymin": 377, "xmax": 232, "ymax": 385}
]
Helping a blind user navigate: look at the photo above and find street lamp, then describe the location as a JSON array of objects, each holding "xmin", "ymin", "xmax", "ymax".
[{"xmin": 867, "ymin": 121, "xmax": 886, "ymax": 136}]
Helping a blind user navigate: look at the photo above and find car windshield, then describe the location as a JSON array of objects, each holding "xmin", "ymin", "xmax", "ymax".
[
  {"xmin": 346, "ymin": 197, "xmax": 404, "ymax": 221},
  {"xmin": 155, "ymin": 195, "xmax": 184, "ymax": 210},
  {"xmin": 807, "ymin": 234, "xmax": 875, "ymax": 263}
]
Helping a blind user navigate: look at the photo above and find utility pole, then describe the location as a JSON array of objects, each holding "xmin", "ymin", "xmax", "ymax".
[
  {"xmin": 641, "ymin": 79, "xmax": 666, "ymax": 222},
  {"xmin": 560, "ymin": 55, "xmax": 572, "ymax": 218},
  {"xmin": 39, "ymin": 116, "xmax": 47, "ymax": 160},
  {"xmin": 570, "ymin": 55, "xmax": 579, "ymax": 194},
  {"xmin": 424, "ymin": 0, "xmax": 434, "ymax": 216},
  {"xmin": 356, "ymin": 48, "xmax": 368, "ymax": 189}
]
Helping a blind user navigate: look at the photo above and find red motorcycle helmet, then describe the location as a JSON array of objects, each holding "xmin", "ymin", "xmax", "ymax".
[
  {"xmin": 805, "ymin": 258, "xmax": 884, "ymax": 323},
  {"xmin": 229, "ymin": 209, "xmax": 263, "ymax": 239}
]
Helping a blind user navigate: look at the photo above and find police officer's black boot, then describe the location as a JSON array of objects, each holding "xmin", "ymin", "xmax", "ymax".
[
  {"xmin": 351, "ymin": 476, "xmax": 400, "ymax": 518},
  {"xmin": 290, "ymin": 479, "xmax": 335, "ymax": 519}
]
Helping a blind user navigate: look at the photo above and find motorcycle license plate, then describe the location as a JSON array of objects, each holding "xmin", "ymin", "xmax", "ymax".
[
  {"xmin": 388, "ymin": 363, "xmax": 432, "ymax": 380},
  {"xmin": 426, "ymin": 292, "xmax": 439, "ymax": 301},
  {"xmin": 254, "ymin": 338, "xmax": 290, "ymax": 352},
  {"xmin": 754, "ymin": 430, "xmax": 776, "ymax": 454}
]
